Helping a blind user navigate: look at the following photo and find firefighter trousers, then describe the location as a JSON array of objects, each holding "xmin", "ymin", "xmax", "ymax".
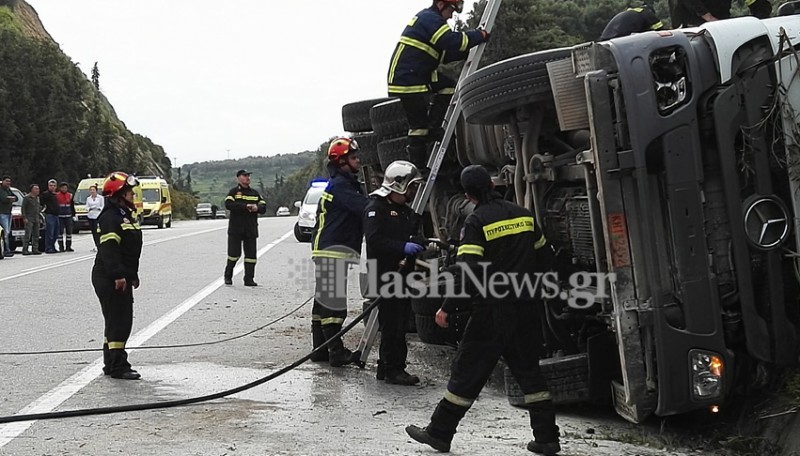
[
  {"xmin": 224, "ymin": 233, "xmax": 257, "ymax": 282},
  {"xmin": 432, "ymin": 301, "xmax": 559, "ymax": 443},
  {"xmin": 92, "ymin": 271, "xmax": 134, "ymax": 375},
  {"xmin": 311, "ymin": 257, "xmax": 352, "ymax": 353},
  {"xmin": 397, "ymin": 77, "xmax": 454, "ymax": 169},
  {"xmin": 377, "ymin": 296, "xmax": 411, "ymax": 375}
]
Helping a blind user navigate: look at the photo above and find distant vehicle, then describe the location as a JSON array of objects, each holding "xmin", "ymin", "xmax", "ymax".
[
  {"xmin": 195, "ymin": 203, "xmax": 213, "ymax": 220},
  {"xmin": 276, "ymin": 206, "xmax": 291, "ymax": 217},
  {"xmin": 138, "ymin": 177, "xmax": 172, "ymax": 229},
  {"xmin": 294, "ymin": 180, "xmax": 326, "ymax": 242},
  {"xmin": 216, "ymin": 209, "xmax": 227, "ymax": 219}
]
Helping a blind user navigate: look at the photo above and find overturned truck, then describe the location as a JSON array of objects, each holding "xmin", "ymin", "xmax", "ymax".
[{"xmin": 341, "ymin": 11, "xmax": 800, "ymax": 422}]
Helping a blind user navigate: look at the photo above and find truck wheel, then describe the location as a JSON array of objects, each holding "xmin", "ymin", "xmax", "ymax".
[
  {"xmin": 504, "ymin": 354, "xmax": 590, "ymax": 408},
  {"xmin": 377, "ymin": 137, "xmax": 409, "ymax": 169},
  {"xmin": 166, "ymin": 216, "xmax": 172, "ymax": 228},
  {"xmin": 459, "ymin": 48, "xmax": 571, "ymax": 125},
  {"xmin": 157, "ymin": 216, "xmax": 164, "ymax": 229},
  {"xmin": 342, "ymin": 98, "xmax": 394, "ymax": 133},
  {"xmin": 370, "ymin": 98, "xmax": 407, "ymax": 140},
  {"xmin": 353, "ymin": 132, "xmax": 379, "ymax": 166}
]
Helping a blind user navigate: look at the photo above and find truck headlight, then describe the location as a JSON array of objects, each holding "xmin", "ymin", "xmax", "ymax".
[{"xmin": 690, "ymin": 351, "xmax": 724, "ymax": 399}]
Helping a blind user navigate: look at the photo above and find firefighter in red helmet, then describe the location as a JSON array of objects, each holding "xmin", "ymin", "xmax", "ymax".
[
  {"xmin": 309, "ymin": 137, "xmax": 369, "ymax": 367},
  {"xmin": 92, "ymin": 172, "xmax": 143, "ymax": 380}
]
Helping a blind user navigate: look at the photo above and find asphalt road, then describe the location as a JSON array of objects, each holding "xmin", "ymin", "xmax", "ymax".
[{"xmin": 0, "ymin": 219, "xmax": 714, "ymax": 455}]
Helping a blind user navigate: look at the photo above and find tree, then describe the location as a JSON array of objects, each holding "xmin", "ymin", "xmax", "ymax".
[{"xmin": 91, "ymin": 62, "xmax": 100, "ymax": 91}]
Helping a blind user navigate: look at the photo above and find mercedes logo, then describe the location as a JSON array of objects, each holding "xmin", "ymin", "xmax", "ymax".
[{"xmin": 743, "ymin": 195, "xmax": 790, "ymax": 250}]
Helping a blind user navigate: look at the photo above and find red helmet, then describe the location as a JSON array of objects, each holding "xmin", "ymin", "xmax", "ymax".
[
  {"xmin": 102, "ymin": 171, "xmax": 139, "ymax": 197},
  {"xmin": 327, "ymin": 137, "xmax": 359, "ymax": 163}
]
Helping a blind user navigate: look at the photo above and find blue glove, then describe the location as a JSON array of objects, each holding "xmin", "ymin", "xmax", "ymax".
[{"xmin": 403, "ymin": 242, "xmax": 425, "ymax": 256}]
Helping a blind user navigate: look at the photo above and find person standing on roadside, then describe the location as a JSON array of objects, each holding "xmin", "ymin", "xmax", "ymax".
[
  {"xmin": 86, "ymin": 184, "xmax": 104, "ymax": 250},
  {"xmin": 223, "ymin": 169, "xmax": 266, "ymax": 287},
  {"xmin": 21, "ymin": 184, "xmax": 41, "ymax": 255},
  {"xmin": 0, "ymin": 176, "xmax": 16, "ymax": 257},
  {"xmin": 56, "ymin": 182, "xmax": 76, "ymax": 252},
  {"xmin": 406, "ymin": 165, "xmax": 560, "ymax": 455},
  {"xmin": 93, "ymin": 172, "xmax": 143, "ymax": 380},
  {"xmin": 39, "ymin": 179, "xmax": 60, "ymax": 254},
  {"xmin": 363, "ymin": 160, "xmax": 425, "ymax": 385}
]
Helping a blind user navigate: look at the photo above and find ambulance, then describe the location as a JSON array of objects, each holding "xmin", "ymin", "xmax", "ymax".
[{"xmin": 137, "ymin": 176, "xmax": 172, "ymax": 229}]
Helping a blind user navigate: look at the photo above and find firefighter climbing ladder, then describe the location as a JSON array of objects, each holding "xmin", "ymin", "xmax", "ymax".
[{"xmin": 352, "ymin": 0, "xmax": 503, "ymax": 368}]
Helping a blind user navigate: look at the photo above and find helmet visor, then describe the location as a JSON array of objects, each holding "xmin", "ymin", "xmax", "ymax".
[{"xmin": 448, "ymin": 0, "xmax": 464, "ymax": 12}]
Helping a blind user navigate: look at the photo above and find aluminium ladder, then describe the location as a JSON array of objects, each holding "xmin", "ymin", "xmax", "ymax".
[{"xmin": 352, "ymin": 0, "xmax": 503, "ymax": 368}]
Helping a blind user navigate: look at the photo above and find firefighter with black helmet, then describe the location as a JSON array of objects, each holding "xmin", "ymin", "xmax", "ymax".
[
  {"xmin": 223, "ymin": 169, "xmax": 266, "ymax": 287},
  {"xmin": 387, "ymin": 0, "xmax": 489, "ymax": 171},
  {"xmin": 406, "ymin": 165, "xmax": 560, "ymax": 454},
  {"xmin": 363, "ymin": 160, "xmax": 425, "ymax": 385},
  {"xmin": 309, "ymin": 137, "xmax": 369, "ymax": 367},
  {"xmin": 599, "ymin": 4, "xmax": 664, "ymax": 40},
  {"xmin": 92, "ymin": 171, "xmax": 143, "ymax": 380}
]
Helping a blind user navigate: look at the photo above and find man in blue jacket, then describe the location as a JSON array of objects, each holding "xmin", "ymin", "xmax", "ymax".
[
  {"xmin": 387, "ymin": 0, "xmax": 488, "ymax": 170},
  {"xmin": 310, "ymin": 137, "xmax": 369, "ymax": 367}
]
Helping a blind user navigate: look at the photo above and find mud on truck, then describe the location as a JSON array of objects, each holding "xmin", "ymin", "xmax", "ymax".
[{"xmin": 341, "ymin": 9, "xmax": 800, "ymax": 423}]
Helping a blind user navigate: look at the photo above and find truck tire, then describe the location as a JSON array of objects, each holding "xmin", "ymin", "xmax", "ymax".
[
  {"xmin": 342, "ymin": 98, "xmax": 393, "ymax": 133},
  {"xmin": 166, "ymin": 216, "xmax": 172, "ymax": 228},
  {"xmin": 157, "ymin": 216, "xmax": 164, "ymax": 229},
  {"xmin": 504, "ymin": 354, "xmax": 590, "ymax": 407},
  {"xmin": 353, "ymin": 132, "xmax": 379, "ymax": 166},
  {"xmin": 459, "ymin": 48, "xmax": 571, "ymax": 125},
  {"xmin": 377, "ymin": 137, "xmax": 409, "ymax": 169},
  {"xmin": 370, "ymin": 98, "xmax": 407, "ymax": 140}
]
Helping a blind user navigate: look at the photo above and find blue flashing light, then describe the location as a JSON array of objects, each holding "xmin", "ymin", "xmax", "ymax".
[{"xmin": 309, "ymin": 178, "xmax": 328, "ymax": 188}]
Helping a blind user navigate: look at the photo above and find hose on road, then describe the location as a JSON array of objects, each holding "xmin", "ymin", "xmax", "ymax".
[
  {"xmin": 0, "ymin": 297, "xmax": 381, "ymax": 424},
  {"xmin": 0, "ymin": 297, "xmax": 313, "ymax": 356}
]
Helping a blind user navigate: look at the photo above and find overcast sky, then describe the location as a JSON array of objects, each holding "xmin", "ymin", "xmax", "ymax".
[{"xmin": 27, "ymin": 1, "xmax": 474, "ymax": 166}]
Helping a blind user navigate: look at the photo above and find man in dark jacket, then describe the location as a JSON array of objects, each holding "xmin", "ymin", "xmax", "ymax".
[
  {"xmin": 388, "ymin": 0, "xmax": 488, "ymax": 170},
  {"xmin": 39, "ymin": 179, "xmax": 60, "ymax": 254},
  {"xmin": 0, "ymin": 176, "xmax": 16, "ymax": 257},
  {"xmin": 600, "ymin": 5, "xmax": 663, "ymax": 40},
  {"xmin": 363, "ymin": 160, "xmax": 425, "ymax": 385},
  {"xmin": 21, "ymin": 184, "xmax": 41, "ymax": 255},
  {"xmin": 223, "ymin": 169, "xmax": 267, "ymax": 287},
  {"xmin": 669, "ymin": 0, "xmax": 771, "ymax": 26},
  {"xmin": 93, "ymin": 172, "xmax": 143, "ymax": 380},
  {"xmin": 309, "ymin": 137, "xmax": 369, "ymax": 367},
  {"xmin": 407, "ymin": 165, "xmax": 559, "ymax": 455}
]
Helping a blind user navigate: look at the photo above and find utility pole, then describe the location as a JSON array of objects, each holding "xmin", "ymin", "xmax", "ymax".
[{"xmin": 226, "ymin": 149, "xmax": 230, "ymax": 160}]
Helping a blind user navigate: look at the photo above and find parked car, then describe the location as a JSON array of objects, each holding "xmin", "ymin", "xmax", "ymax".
[
  {"xmin": 195, "ymin": 203, "xmax": 213, "ymax": 220},
  {"xmin": 216, "ymin": 209, "xmax": 227, "ymax": 219},
  {"xmin": 276, "ymin": 206, "xmax": 290, "ymax": 217},
  {"xmin": 294, "ymin": 180, "xmax": 326, "ymax": 242}
]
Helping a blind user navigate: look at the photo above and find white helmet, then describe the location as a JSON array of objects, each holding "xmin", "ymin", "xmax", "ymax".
[{"xmin": 371, "ymin": 160, "xmax": 424, "ymax": 197}]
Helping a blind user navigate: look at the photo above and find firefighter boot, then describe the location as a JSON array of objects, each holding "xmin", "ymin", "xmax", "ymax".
[
  {"xmin": 66, "ymin": 240, "xmax": 74, "ymax": 252},
  {"xmin": 527, "ymin": 409, "xmax": 560, "ymax": 455},
  {"xmin": 243, "ymin": 261, "xmax": 258, "ymax": 286},
  {"xmin": 322, "ymin": 324, "xmax": 353, "ymax": 367},
  {"xmin": 309, "ymin": 321, "xmax": 329, "ymax": 362},
  {"xmin": 223, "ymin": 260, "xmax": 235, "ymax": 285},
  {"xmin": 58, "ymin": 240, "xmax": 64, "ymax": 253},
  {"xmin": 427, "ymin": 93, "xmax": 452, "ymax": 141},
  {"xmin": 406, "ymin": 399, "xmax": 469, "ymax": 452}
]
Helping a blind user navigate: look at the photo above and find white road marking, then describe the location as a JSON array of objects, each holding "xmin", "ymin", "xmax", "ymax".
[
  {"xmin": 0, "ymin": 229, "xmax": 294, "ymax": 448},
  {"xmin": 0, "ymin": 226, "xmax": 226, "ymax": 283}
]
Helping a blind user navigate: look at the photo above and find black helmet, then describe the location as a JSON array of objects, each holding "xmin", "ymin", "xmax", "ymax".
[{"xmin": 460, "ymin": 165, "xmax": 492, "ymax": 199}]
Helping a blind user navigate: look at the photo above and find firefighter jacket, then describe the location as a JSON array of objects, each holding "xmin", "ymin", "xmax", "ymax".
[
  {"xmin": 56, "ymin": 191, "xmax": 75, "ymax": 218},
  {"xmin": 311, "ymin": 163, "xmax": 369, "ymax": 259},
  {"xmin": 93, "ymin": 199, "xmax": 143, "ymax": 282},
  {"xmin": 599, "ymin": 8, "xmax": 663, "ymax": 41},
  {"xmin": 446, "ymin": 193, "xmax": 549, "ymax": 310},
  {"xmin": 363, "ymin": 195, "xmax": 420, "ymax": 280},
  {"xmin": 387, "ymin": 6, "xmax": 486, "ymax": 95},
  {"xmin": 224, "ymin": 185, "xmax": 266, "ymax": 238}
]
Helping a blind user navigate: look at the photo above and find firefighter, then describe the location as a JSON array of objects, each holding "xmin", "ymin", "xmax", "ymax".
[
  {"xmin": 223, "ymin": 169, "xmax": 267, "ymax": 287},
  {"xmin": 387, "ymin": 0, "xmax": 489, "ymax": 171},
  {"xmin": 599, "ymin": 4, "xmax": 664, "ymax": 40},
  {"xmin": 93, "ymin": 172, "xmax": 143, "ymax": 380},
  {"xmin": 363, "ymin": 160, "xmax": 425, "ymax": 385},
  {"xmin": 406, "ymin": 165, "xmax": 560, "ymax": 454},
  {"xmin": 310, "ymin": 137, "xmax": 369, "ymax": 367},
  {"xmin": 669, "ymin": 0, "xmax": 771, "ymax": 26},
  {"xmin": 56, "ymin": 182, "xmax": 75, "ymax": 252}
]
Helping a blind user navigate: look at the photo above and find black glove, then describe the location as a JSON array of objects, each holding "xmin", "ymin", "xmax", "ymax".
[{"xmin": 477, "ymin": 26, "xmax": 490, "ymax": 42}]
